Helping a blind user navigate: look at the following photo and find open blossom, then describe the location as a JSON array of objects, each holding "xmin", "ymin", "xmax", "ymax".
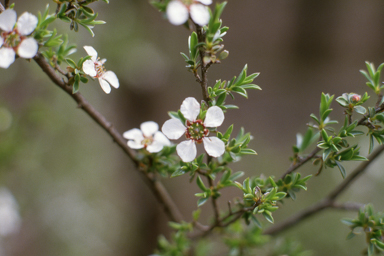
[
  {"xmin": 123, "ymin": 121, "xmax": 171, "ymax": 153},
  {"xmin": 166, "ymin": 0, "xmax": 212, "ymax": 26},
  {"xmin": 0, "ymin": 9, "xmax": 38, "ymax": 69},
  {"xmin": 162, "ymin": 97, "xmax": 225, "ymax": 162},
  {"xmin": 82, "ymin": 46, "xmax": 119, "ymax": 94}
]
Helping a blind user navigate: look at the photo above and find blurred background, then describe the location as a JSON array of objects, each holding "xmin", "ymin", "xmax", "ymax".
[{"xmin": 1, "ymin": 0, "xmax": 384, "ymax": 255}]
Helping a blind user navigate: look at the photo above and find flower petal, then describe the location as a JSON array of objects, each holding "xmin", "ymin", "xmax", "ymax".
[
  {"xmin": 166, "ymin": 1, "xmax": 189, "ymax": 26},
  {"xmin": 123, "ymin": 128, "xmax": 144, "ymax": 140},
  {"xmin": 82, "ymin": 59, "xmax": 97, "ymax": 77},
  {"xmin": 141, "ymin": 121, "xmax": 159, "ymax": 137},
  {"xmin": 0, "ymin": 37, "xmax": 3, "ymax": 48},
  {"xmin": 147, "ymin": 142, "xmax": 164, "ymax": 153},
  {"xmin": 103, "ymin": 71, "xmax": 119, "ymax": 89},
  {"xmin": 17, "ymin": 38, "xmax": 38, "ymax": 59},
  {"xmin": 190, "ymin": 4, "xmax": 210, "ymax": 26},
  {"xmin": 162, "ymin": 119, "xmax": 186, "ymax": 140},
  {"xmin": 0, "ymin": 48, "xmax": 15, "ymax": 69},
  {"xmin": 128, "ymin": 140, "xmax": 144, "ymax": 149},
  {"xmin": 203, "ymin": 137, "xmax": 225, "ymax": 157},
  {"xmin": 204, "ymin": 106, "xmax": 224, "ymax": 127},
  {"xmin": 197, "ymin": 0, "xmax": 212, "ymax": 5},
  {"xmin": 0, "ymin": 9, "xmax": 17, "ymax": 32},
  {"xmin": 180, "ymin": 97, "xmax": 200, "ymax": 121},
  {"xmin": 153, "ymin": 131, "xmax": 171, "ymax": 146},
  {"xmin": 176, "ymin": 140, "xmax": 197, "ymax": 162},
  {"xmin": 83, "ymin": 46, "xmax": 98, "ymax": 61},
  {"xmin": 99, "ymin": 78, "xmax": 111, "ymax": 94},
  {"xmin": 17, "ymin": 12, "xmax": 38, "ymax": 35}
]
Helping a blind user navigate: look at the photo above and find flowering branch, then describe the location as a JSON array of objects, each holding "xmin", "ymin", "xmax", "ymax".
[
  {"xmin": 265, "ymin": 144, "xmax": 384, "ymax": 236},
  {"xmin": 33, "ymin": 52, "xmax": 184, "ymax": 223}
]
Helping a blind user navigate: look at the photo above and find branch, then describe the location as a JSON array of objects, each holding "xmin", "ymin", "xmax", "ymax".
[
  {"xmin": 265, "ymin": 144, "xmax": 384, "ymax": 236},
  {"xmin": 280, "ymin": 147, "xmax": 321, "ymax": 179},
  {"xmin": 33, "ymin": 52, "xmax": 184, "ymax": 223},
  {"xmin": 4, "ymin": 0, "xmax": 9, "ymax": 9},
  {"xmin": 195, "ymin": 24, "xmax": 210, "ymax": 103},
  {"xmin": 357, "ymin": 103, "xmax": 384, "ymax": 126}
]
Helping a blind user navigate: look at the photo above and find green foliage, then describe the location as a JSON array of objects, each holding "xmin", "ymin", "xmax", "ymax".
[
  {"xmin": 209, "ymin": 65, "xmax": 261, "ymax": 108},
  {"xmin": 276, "ymin": 173, "xmax": 312, "ymax": 200},
  {"xmin": 56, "ymin": 1, "xmax": 106, "ymax": 37},
  {"xmin": 310, "ymin": 93, "xmax": 338, "ymax": 130},
  {"xmin": 360, "ymin": 62, "xmax": 384, "ymax": 95},
  {"xmin": 342, "ymin": 204, "xmax": 384, "ymax": 256},
  {"xmin": 336, "ymin": 92, "xmax": 370, "ymax": 115}
]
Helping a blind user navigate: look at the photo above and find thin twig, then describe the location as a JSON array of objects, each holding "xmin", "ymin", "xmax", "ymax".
[
  {"xmin": 33, "ymin": 52, "xmax": 184, "ymax": 223},
  {"xmin": 280, "ymin": 147, "xmax": 321, "ymax": 179},
  {"xmin": 265, "ymin": 144, "xmax": 384, "ymax": 236},
  {"xmin": 195, "ymin": 24, "xmax": 210, "ymax": 103}
]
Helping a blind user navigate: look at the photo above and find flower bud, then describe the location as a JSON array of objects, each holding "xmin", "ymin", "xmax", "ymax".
[
  {"xmin": 350, "ymin": 94, "xmax": 361, "ymax": 103},
  {"xmin": 219, "ymin": 50, "xmax": 229, "ymax": 60}
]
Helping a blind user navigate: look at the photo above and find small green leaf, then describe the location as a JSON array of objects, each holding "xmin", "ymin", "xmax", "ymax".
[{"xmin": 197, "ymin": 197, "xmax": 209, "ymax": 207}]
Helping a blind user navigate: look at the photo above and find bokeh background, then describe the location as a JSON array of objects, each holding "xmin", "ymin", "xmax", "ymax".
[{"xmin": 1, "ymin": 0, "xmax": 384, "ymax": 255}]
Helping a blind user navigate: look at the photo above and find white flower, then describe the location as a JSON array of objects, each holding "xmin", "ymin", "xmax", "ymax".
[
  {"xmin": 0, "ymin": 9, "xmax": 38, "ymax": 69},
  {"xmin": 166, "ymin": 0, "xmax": 212, "ymax": 26},
  {"xmin": 123, "ymin": 121, "xmax": 171, "ymax": 153},
  {"xmin": 162, "ymin": 97, "xmax": 225, "ymax": 162},
  {"xmin": 0, "ymin": 187, "xmax": 21, "ymax": 237},
  {"xmin": 82, "ymin": 46, "xmax": 119, "ymax": 94}
]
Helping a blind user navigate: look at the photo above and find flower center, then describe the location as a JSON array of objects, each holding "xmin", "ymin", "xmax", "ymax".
[
  {"xmin": 180, "ymin": 0, "xmax": 195, "ymax": 6},
  {"xmin": 94, "ymin": 59, "xmax": 106, "ymax": 78},
  {"xmin": 141, "ymin": 136, "xmax": 153, "ymax": 147},
  {"xmin": 1, "ymin": 30, "xmax": 23, "ymax": 49},
  {"xmin": 186, "ymin": 120, "xmax": 209, "ymax": 143}
]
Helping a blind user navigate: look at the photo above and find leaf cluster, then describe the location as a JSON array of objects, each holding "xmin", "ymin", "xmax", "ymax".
[
  {"xmin": 336, "ymin": 92, "xmax": 370, "ymax": 115},
  {"xmin": 342, "ymin": 204, "xmax": 384, "ymax": 256},
  {"xmin": 56, "ymin": 0, "xmax": 106, "ymax": 37},
  {"xmin": 360, "ymin": 62, "xmax": 384, "ymax": 95}
]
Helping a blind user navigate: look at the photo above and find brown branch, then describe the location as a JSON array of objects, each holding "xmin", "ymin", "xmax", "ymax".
[
  {"xmin": 265, "ymin": 144, "xmax": 384, "ymax": 236},
  {"xmin": 195, "ymin": 24, "xmax": 210, "ymax": 103},
  {"xmin": 280, "ymin": 147, "xmax": 321, "ymax": 179},
  {"xmin": 4, "ymin": 0, "xmax": 9, "ymax": 9},
  {"xmin": 33, "ymin": 52, "xmax": 183, "ymax": 223},
  {"xmin": 357, "ymin": 103, "xmax": 384, "ymax": 126}
]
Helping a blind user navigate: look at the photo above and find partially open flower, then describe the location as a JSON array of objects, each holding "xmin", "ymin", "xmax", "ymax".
[
  {"xmin": 123, "ymin": 121, "xmax": 171, "ymax": 153},
  {"xmin": 350, "ymin": 94, "xmax": 361, "ymax": 103},
  {"xmin": 0, "ymin": 9, "xmax": 38, "ymax": 69},
  {"xmin": 166, "ymin": 0, "xmax": 212, "ymax": 26},
  {"xmin": 162, "ymin": 97, "xmax": 225, "ymax": 162},
  {"xmin": 82, "ymin": 46, "xmax": 119, "ymax": 94}
]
